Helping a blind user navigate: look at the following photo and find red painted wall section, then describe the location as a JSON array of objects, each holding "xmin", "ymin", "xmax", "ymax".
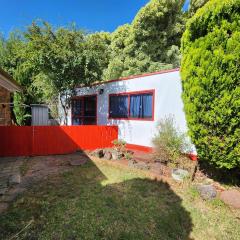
[
  {"xmin": 0, "ymin": 126, "xmax": 118, "ymax": 157},
  {"xmin": 126, "ymin": 143, "xmax": 153, "ymax": 153},
  {"xmin": 0, "ymin": 126, "xmax": 33, "ymax": 157}
]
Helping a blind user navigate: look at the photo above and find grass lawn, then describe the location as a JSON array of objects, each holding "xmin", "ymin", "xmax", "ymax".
[{"xmin": 1, "ymin": 158, "xmax": 240, "ymax": 240}]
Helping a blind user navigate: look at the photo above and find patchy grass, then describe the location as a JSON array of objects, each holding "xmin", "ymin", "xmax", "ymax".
[{"xmin": 0, "ymin": 158, "xmax": 240, "ymax": 240}]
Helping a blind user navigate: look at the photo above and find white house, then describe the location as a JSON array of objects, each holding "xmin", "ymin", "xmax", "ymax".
[{"xmin": 62, "ymin": 68, "xmax": 195, "ymax": 153}]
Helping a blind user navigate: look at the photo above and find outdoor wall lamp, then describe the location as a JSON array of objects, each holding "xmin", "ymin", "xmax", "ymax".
[{"xmin": 99, "ymin": 88, "xmax": 104, "ymax": 95}]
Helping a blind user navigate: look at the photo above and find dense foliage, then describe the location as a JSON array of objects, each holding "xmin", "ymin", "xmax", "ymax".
[
  {"xmin": 0, "ymin": 33, "xmax": 42, "ymax": 125},
  {"xmin": 104, "ymin": 0, "xmax": 185, "ymax": 79},
  {"xmin": 0, "ymin": 24, "xmax": 111, "ymax": 124},
  {"xmin": 181, "ymin": 0, "xmax": 240, "ymax": 169},
  {"xmin": 188, "ymin": 0, "xmax": 209, "ymax": 17}
]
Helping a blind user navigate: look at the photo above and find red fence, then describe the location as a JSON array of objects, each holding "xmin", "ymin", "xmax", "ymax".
[{"xmin": 0, "ymin": 126, "xmax": 118, "ymax": 157}]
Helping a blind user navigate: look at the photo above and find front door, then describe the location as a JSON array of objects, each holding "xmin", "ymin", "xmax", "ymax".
[{"xmin": 71, "ymin": 95, "xmax": 97, "ymax": 125}]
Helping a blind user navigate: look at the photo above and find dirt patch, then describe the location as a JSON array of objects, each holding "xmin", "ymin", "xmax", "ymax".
[{"xmin": 0, "ymin": 152, "xmax": 89, "ymax": 213}]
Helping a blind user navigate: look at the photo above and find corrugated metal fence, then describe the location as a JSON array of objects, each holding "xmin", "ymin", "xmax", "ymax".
[{"xmin": 0, "ymin": 126, "xmax": 118, "ymax": 157}]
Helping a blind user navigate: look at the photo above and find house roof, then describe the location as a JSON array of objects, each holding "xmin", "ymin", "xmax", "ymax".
[
  {"xmin": 76, "ymin": 68, "xmax": 180, "ymax": 88},
  {"xmin": 0, "ymin": 68, "xmax": 22, "ymax": 92}
]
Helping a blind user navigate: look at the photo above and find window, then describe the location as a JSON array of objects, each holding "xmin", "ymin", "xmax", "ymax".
[
  {"xmin": 71, "ymin": 95, "xmax": 97, "ymax": 125},
  {"xmin": 109, "ymin": 95, "xmax": 128, "ymax": 118},
  {"xmin": 130, "ymin": 94, "xmax": 153, "ymax": 119},
  {"xmin": 109, "ymin": 90, "xmax": 154, "ymax": 120}
]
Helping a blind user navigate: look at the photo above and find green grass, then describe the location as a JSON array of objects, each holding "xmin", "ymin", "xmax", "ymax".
[{"xmin": 0, "ymin": 159, "xmax": 240, "ymax": 240}]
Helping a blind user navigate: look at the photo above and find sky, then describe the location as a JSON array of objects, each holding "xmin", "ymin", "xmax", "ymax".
[{"xmin": 0, "ymin": 0, "xmax": 190, "ymax": 38}]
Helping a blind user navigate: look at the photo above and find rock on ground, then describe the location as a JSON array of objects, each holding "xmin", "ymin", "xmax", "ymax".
[
  {"xmin": 92, "ymin": 149, "xmax": 104, "ymax": 158},
  {"xmin": 196, "ymin": 184, "xmax": 217, "ymax": 200},
  {"xmin": 112, "ymin": 150, "xmax": 123, "ymax": 160},
  {"xmin": 104, "ymin": 151, "xmax": 112, "ymax": 160},
  {"xmin": 220, "ymin": 189, "xmax": 240, "ymax": 209},
  {"xmin": 8, "ymin": 174, "xmax": 21, "ymax": 186}
]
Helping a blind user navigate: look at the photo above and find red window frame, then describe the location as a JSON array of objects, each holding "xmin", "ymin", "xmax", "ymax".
[
  {"xmin": 108, "ymin": 89, "xmax": 155, "ymax": 121},
  {"xmin": 71, "ymin": 94, "xmax": 97, "ymax": 125}
]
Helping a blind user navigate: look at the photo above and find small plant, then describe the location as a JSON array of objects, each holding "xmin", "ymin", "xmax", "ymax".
[
  {"xmin": 112, "ymin": 139, "xmax": 134, "ymax": 160},
  {"xmin": 124, "ymin": 151, "xmax": 133, "ymax": 161},
  {"xmin": 112, "ymin": 139, "xmax": 127, "ymax": 152},
  {"xmin": 153, "ymin": 115, "xmax": 192, "ymax": 166}
]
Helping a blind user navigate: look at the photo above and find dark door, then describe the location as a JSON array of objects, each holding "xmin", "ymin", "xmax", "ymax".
[{"xmin": 71, "ymin": 95, "xmax": 97, "ymax": 125}]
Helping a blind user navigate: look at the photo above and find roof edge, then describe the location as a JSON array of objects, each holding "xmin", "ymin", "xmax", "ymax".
[
  {"xmin": 0, "ymin": 68, "xmax": 22, "ymax": 92},
  {"xmin": 77, "ymin": 68, "xmax": 180, "ymax": 88}
]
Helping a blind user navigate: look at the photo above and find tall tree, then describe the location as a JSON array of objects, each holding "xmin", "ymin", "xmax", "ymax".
[
  {"xmin": 104, "ymin": 0, "xmax": 185, "ymax": 80},
  {"xmin": 24, "ymin": 22, "xmax": 110, "ymax": 124},
  {"xmin": 188, "ymin": 0, "xmax": 209, "ymax": 17},
  {"xmin": 0, "ymin": 32, "xmax": 43, "ymax": 125}
]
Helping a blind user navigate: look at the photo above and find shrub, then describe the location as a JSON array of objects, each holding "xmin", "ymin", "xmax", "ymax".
[
  {"xmin": 112, "ymin": 139, "xmax": 126, "ymax": 152},
  {"xmin": 152, "ymin": 116, "xmax": 192, "ymax": 165},
  {"xmin": 181, "ymin": 0, "xmax": 240, "ymax": 169}
]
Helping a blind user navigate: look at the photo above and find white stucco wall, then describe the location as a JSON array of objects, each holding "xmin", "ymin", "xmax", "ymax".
[{"xmin": 63, "ymin": 70, "xmax": 195, "ymax": 152}]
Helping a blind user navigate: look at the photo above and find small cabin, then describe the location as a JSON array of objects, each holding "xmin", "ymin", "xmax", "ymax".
[{"xmin": 61, "ymin": 68, "xmax": 195, "ymax": 153}]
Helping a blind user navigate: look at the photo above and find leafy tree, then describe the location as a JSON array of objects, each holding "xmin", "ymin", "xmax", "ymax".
[
  {"xmin": 181, "ymin": 0, "xmax": 240, "ymax": 169},
  {"xmin": 25, "ymin": 22, "xmax": 110, "ymax": 124},
  {"xmin": 0, "ymin": 32, "xmax": 42, "ymax": 125},
  {"xmin": 188, "ymin": 0, "xmax": 209, "ymax": 17},
  {"xmin": 104, "ymin": 0, "xmax": 185, "ymax": 79}
]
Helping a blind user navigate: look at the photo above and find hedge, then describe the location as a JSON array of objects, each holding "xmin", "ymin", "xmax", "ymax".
[{"xmin": 181, "ymin": 0, "xmax": 240, "ymax": 169}]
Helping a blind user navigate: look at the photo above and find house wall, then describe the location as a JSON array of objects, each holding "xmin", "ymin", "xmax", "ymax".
[
  {"xmin": 0, "ymin": 85, "xmax": 12, "ymax": 125},
  {"xmin": 63, "ymin": 70, "xmax": 195, "ymax": 153}
]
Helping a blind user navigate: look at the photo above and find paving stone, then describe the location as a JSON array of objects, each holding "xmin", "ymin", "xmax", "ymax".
[
  {"xmin": 0, "ymin": 203, "xmax": 9, "ymax": 213},
  {"xmin": 220, "ymin": 189, "xmax": 240, "ymax": 209},
  {"xmin": 70, "ymin": 158, "xmax": 87, "ymax": 166},
  {"xmin": 9, "ymin": 174, "xmax": 21, "ymax": 186},
  {"xmin": 0, "ymin": 187, "xmax": 8, "ymax": 196}
]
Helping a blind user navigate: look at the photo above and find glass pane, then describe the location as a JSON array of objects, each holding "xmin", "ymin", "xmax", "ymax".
[
  {"xmin": 84, "ymin": 96, "xmax": 96, "ymax": 117},
  {"xmin": 109, "ymin": 95, "xmax": 128, "ymax": 118},
  {"xmin": 83, "ymin": 117, "xmax": 96, "ymax": 125},
  {"xmin": 72, "ymin": 99, "xmax": 83, "ymax": 115},
  {"xmin": 72, "ymin": 117, "xmax": 84, "ymax": 125},
  {"xmin": 130, "ymin": 94, "xmax": 152, "ymax": 119}
]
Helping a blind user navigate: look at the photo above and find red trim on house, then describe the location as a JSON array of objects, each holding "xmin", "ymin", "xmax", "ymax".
[
  {"xmin": 187, "ymin": 153, "xmax": 198, "ymax": 161},
  {"xmin": 76, "ymin": 68, "xmax": 179, "ymax": 88},
  {"xmin": 127, "ymin": 144, "xmax": 198, "ymax": 161},
  {"xmin": 71, "ymin": 94, "xmax": 98, "ymax": 125},
  {"xmin": 126, "ymin": 144, "xmax": 153, "ymax": 153},
  {"xmin": 108, "ymin": 89, "xmax": 155, "ymax": 121}
]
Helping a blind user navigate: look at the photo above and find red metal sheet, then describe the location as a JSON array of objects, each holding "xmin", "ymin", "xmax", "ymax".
[{"xmin": 0, "ymin": 126, "xmax": 118, "ymax": 157}]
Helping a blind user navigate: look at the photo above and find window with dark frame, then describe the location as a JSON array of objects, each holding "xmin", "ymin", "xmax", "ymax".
[
  {"xmin": 109, "ymin": 95, "xmax": 128, "ymax": 118},
  {"xmin": 109, "ymin": 91, "xmax": 154, "ymax": 120},
  {"xmin": 71, "ymin": 96, "xmax": 97, "ymax": 125}
]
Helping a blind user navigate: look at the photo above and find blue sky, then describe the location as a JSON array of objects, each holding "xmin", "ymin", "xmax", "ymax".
[{"xmin": 0, "ymin": 0, "xmax": 189, "ymax": 37}]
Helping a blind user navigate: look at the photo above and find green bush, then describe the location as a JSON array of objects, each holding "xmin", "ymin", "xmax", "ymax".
[
  {"xmin": 181, "ymin": 0, "xmax": 240, "ymax": 169},
  {"xmin": 152, "ymin": 116, "xmax": 192, "ymax": 164}
]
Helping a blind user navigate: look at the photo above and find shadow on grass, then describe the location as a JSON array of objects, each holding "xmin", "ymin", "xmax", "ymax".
[
  {"xmin": 0, "ymin": 155, "xmax": 193, "ymax": 240},
  {"xmin": 198, "ymin": 161, "xmax": 240, "ymax": 186}
]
